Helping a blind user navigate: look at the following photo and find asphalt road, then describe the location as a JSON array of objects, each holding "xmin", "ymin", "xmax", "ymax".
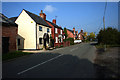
[{"xmin": 3, "ymin": 42, "xmax": 97, "ymax": 78}]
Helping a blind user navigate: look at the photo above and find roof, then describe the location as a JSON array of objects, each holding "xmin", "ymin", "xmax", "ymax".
[
  {"xmin": 67, "ymin": 29, "xmax": 74, "ymax": 33},
  {"xmin": 23, "ymin": 9, "xmax": 51, "ymax": 28},
  {"xmin": 46, "ymin": 20, "xmax": 63, "ymax": 30},
  {"xmin": 9, "ymin": 17, "xmax": 18, "ymax": 22},
  {"xmin": 0, "ymin": 13, "xmax": 18, "ymax": 27}
]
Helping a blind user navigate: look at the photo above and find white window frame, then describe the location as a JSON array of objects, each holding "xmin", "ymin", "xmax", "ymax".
[
  {"xmin": 55, "ymin": 28, "xmax": 57, "ymax": 33},
  {"xmin": 61, "ymin": 30, "xmax": 62, "ymax": 34},
  {"xmin": 55, "ymin": 37, "xmax": 58, "ymax": 43}
]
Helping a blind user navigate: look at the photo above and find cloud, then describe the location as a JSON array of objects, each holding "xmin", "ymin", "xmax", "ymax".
[{"xmin": 44, "ymin": 5, "xmax": 56, "ymax": 13}]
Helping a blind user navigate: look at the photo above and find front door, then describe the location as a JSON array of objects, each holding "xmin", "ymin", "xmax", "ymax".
[
  {"xmin": 2, "ymin": 37, "xmax": 9, "ymax": 54},
  {"xmin": 44, "ymin": 39, "xmax": 46, "ymax": 49}
]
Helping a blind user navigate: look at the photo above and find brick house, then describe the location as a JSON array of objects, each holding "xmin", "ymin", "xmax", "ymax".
[
  {"xmin": 39, "ymin": 10, "xmax": 63, "ymax": 47},
  {"xmin": 66, "ymin": 27, "xmax": 78, "ymax": 39},
  {"xmin": 0, "ymin": 13, "xmax": 18, "ymax": 53},
  {"xmin": 78, "ymin": 29, "xmax": 84, "ymax": 42}
]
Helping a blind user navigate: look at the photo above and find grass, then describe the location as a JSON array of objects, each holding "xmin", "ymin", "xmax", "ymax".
[
  {"xmin": 95, "ymin": 44, "xmax": 120, "ymax": 49},
  {"xmin": 2, "ymin": 51, "xmax": 33, "ymax": 61}
]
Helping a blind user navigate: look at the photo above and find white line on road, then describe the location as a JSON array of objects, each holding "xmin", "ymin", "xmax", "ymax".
[
  {"xmin": 17, "ymin": 54, "xmax": 64, "ymax": 75},
  {"xmin": 70, "ymin": 47, "xmax": 78, "ymax": 52}
]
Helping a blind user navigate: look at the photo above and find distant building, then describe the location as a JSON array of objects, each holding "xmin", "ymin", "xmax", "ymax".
[
  {"xmin": 78, "ymin": 29, "xmax": 84, "ymax": 41},
  {"xmin": 0, "ymin": 13, "xmax": 18, "ymax": 53},
  {"xmin": 66, "ymin": 27, "xmax": 78, "ymax": 40},
  {"xmin": 10, "ymin": 9, "xmax": 52, "ymax": 49}
]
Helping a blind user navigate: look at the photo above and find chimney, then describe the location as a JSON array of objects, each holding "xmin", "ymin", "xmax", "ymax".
[
  {"xmin": 52, "ymin": 19, "xmax": 56, "ymax": 24},
  {"xmin": 73, "ymin": 27, "xmax": 75, "ymax": 34},
  {"xmin": 39, "ymin": 10, "xmax": 46, "ymax": 20},
  {"xmin": 81, "ymin": 29, "xmax": 83, "ymax": 33}
]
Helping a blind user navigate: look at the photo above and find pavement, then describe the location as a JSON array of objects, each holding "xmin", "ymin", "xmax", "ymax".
[{"xmin": 2, "ymin": 42, "xmax": 97, "ymax": 78}]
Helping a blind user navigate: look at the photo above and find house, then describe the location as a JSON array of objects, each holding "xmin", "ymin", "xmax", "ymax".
[
  {"xmin": 46, "ymin": 19, "xmax": 63, "ymax": 47},
  {"xmin": 38, "ymin": 10, "xmax": 63, "ymax": 47},
  {"xmin": 78, "ymin": 29, "xmax": 84, "ymax": 42},
  {"xmin": 0, "ymin": 13, "xmax": 18, "ymax": 53},
  {"xmin": 11, "ymin": 9, "xmax": 52, "ymax": 49},
  {"xmin": 66, "ymin": 27, "xmax": 78, "ymax": 40}
]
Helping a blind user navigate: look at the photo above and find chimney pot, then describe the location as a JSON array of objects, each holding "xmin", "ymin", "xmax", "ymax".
[{"xmin": 52, "ymin": 19, "xmax": 56, "ymax": 24}]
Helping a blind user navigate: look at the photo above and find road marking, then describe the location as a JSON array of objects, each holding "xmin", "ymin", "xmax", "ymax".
[
  {"xmin": 70, "ymin": 47, "xmax": 78, "ymax": 52},
  {"xmin": 17, "ymin": 54, "xmax": 64, "ymax": 75}
]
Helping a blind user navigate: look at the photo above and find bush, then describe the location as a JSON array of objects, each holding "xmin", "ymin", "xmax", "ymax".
[
  {"xmin": 60, "ymin": 45, "xmax": 63, "ymax": 48},
  {"xmin": 63, "ymin": 38, "xmax": 74, "ymax": 45},
  {"xmin": 97, "ymin": 27, "xmax": 119, "ymax": 45}
]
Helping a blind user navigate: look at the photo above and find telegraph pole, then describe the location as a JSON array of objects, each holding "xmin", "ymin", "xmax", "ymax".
[{"xmin": 103, "ymin": 1, "xmax": 107, "ymax": 51}]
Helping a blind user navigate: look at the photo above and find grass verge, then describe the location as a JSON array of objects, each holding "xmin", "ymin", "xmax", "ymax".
[{"xmin": 2, "ymin": 51, "xmax": 33, "ymax": 61}]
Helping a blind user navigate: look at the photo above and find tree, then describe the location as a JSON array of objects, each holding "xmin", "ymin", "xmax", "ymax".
[
  {"xmin": 97, "ymin": 27, "xmax": 119, "ymax": 45},
  {"xmin": 88, "ymin": 32, "xmax": 96, "ymax": 41},
  {"xmin": 63, "ymin": 28, "xmax": 68, "ymax": 39}
]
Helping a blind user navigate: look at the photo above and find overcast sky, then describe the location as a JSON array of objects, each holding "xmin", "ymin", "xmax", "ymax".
[{"xmin": 2, "ymin": 2, "xmax": 118, "ymax": 34}]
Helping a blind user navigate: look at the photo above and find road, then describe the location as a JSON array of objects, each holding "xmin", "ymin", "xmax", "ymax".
[{"xmin": 3, "ymin": 42, "xmax": 97, "ymax": 78}]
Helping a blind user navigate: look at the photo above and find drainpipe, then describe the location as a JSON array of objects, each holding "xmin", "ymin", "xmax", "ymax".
[{"xmin": 36, "ymin": 24, "xmax": 37, "ymax": 49}]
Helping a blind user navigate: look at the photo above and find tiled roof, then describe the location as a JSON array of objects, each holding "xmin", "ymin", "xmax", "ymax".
[
  {"xmin": 23, "ymin": 9, "xmax": 51, "ymax": 28},
  {"xmin": 46, "ymin": 20, "xmax": 63, "ymax": 30},
  {"xmin": 67, "ymin": 29, "xmax": 74, "ymax": 33},
  {"xmin": 9, "ymin": 17, "xmax": 18, "ymax": 22},
  {"xmin": 0, "ymin": 13, "xmax": 18, "ymax": 27}
]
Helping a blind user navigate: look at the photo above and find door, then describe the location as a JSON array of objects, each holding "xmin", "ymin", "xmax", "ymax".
[
  {"xmin": 2, "ymin": 37, "xmax": 9, "ymax": 54},
  {"xmin": 44, "ymin": 39, "xmax": 46, "ymax": 49}
]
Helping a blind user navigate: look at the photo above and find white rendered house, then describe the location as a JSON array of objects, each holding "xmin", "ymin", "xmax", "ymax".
[{"xmin": 14, "ymin": 9, "xmax": 51, "ymax": 49}]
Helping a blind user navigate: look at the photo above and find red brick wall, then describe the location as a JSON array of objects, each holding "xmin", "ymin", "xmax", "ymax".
[
  {"xmin": 2, "ymin": 26, "xmax": 18, "ymax": 52},
  {"xmin": 67, "ymin": 30, "xmax": 74, "ymax": 38}
]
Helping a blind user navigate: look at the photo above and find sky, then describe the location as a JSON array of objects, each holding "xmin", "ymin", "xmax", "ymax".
[{"xmin": 2, "ymin": 2, "xmax": 118, "ymax": 34}]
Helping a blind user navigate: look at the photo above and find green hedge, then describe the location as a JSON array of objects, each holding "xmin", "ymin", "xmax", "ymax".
[
  {"xmin": 2, "ymin": 51, "xmax": 32, "ymax": 61},
  {"xmin": 63, "ymin": 38, "xmax": 74, "ymax": 45}
]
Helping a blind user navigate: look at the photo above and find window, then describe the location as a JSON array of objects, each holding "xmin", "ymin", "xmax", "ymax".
[
  {"xmin": 55, "ymin": 37, "xmax": 58, "ymax": 43},
  {"xmin": 47, "ymin": 28, "xmax": 49, "ymax": 32},
  {"xmin": 55, "ymin": 28, "xmax": 57, "ymax": 33},
  {"xmin": 39, "ymin": 38, "xmax": 42, "ymax": 44},
  {"xmin": 39, "ymin": 26, "xmax": 42, "ymax": 31},
  {"xmin": 79, "ymin": 35, "xmax": 80, "ymax": 37},
  {"xmin": 61, "ymin": 30, "xmax": 62, "ymax": 34},
  {"xmin": 18, "ymin": 39, "xmax": 20, "ymax": 46}
]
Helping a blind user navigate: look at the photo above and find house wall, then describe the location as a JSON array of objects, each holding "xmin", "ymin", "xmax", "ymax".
[
  {"xmin": 2, "ymin": 26, "xmax": 18, "ymax": 52},
  {"xmin": 15, "ymin": 10, "xmax": 36, "ymax": 49},
  {"xmin": 46, "ymin": 21, "xmax": 55, "ymax": 39},
  {"xmin": 54, "ymin": 28, "xmax": 63, "ymax": 47},
  {"xmin": 67, "ymin": 30, "xmax": 74, "ymax": 38},
  {"xmin": 37, "ymin": 24, "xmax": 51, "ymax": 49}
]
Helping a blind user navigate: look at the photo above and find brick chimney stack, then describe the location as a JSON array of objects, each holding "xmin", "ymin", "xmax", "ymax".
[
  {"xmin": 39, "ymin": 10, "xmax": 46, "ymax": 20},
  {"xmin": 81, "ymin": 29, "xmax": 83, "ymax": 33},
  {"xmin": 73, "ymin": 27, "xmax": 75, "ymax": 34},
  {"xmin": 52, "ymin": 19, "xmax": 56, "ymax": 24}
]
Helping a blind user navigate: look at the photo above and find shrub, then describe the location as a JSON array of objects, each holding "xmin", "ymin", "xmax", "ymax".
[{"xmin": 97, "ymin": 27, "xmax": 119, "ymax": 45}]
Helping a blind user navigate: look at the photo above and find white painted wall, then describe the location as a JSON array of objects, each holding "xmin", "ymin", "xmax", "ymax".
[
  {"xmin": 15, "ymin": 10, "xmax": 36, "ymax": 49},
  {"xmin": 37, "ymin": 24, "xmax": 51, "ymax": 49}
]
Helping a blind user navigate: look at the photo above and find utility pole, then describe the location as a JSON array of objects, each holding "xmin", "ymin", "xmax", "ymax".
[{"xmin": 103, "ymin": 1, "xmax": 107, "ymax": 51}]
